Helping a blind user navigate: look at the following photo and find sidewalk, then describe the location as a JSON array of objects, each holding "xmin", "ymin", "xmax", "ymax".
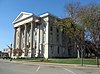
[{"xmin": 0, "ymin": 59, "xmax": 99, "ymax": 69}]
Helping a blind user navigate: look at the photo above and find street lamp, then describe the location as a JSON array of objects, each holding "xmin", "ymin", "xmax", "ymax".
[
  {"xmin": 96, "ymin": 45, "xmax": 99, "ymax": 68},
  {"xmin": 7, "ymin": 43, "xmax": 12, "ymax": 61},
  {"xmin": 10, "ymin": 43, "xmax": 12, "ymax": 61}
]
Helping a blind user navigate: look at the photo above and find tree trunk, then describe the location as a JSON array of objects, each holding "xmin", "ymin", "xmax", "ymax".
[{"xmin": 77, "ymin": 49, "xmax": 80, "ymax": 58}]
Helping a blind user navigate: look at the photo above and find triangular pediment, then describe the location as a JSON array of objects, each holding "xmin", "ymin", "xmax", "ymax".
[{"xmin": 13, "ymin": 12, "xmax": 33, "ymax": 24}]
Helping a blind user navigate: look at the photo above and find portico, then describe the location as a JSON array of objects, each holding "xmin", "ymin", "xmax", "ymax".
[{"xmin": 13, "ymin": 12, "xmax": 46, "ymax": 58}]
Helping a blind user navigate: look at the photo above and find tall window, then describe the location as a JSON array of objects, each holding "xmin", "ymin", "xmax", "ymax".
[
  {"xmin": 68, "ymin": 48, "xmax": 71, "ymax": 56},
  {"xmin": 56, "ymin": 28, "xmax": 59, "ymax": 43},
  {"xmin": 34, "ymin": 32, "xmax": 37, "ymax": 41},
  {"xmin": 42, "ymin": 45, "xmax": 45, "ymax": 54},
  {"xmin": 34, "ymin": 32, "xmax": 37, "ymax": 49},
  {"xmin": 50, "ymin": 26, "xmax": 53, "ymax": 31},
  {"xmin": 56, "ymin": 34, "xmax": 59, "ymax": 43},
  {"xmin": 27, "ymin": 28, "xmax": 30, "ymax": 47},
  {"xmin": 43, "ymin": 32, "xmax": 46, "ymax": 43},
  {"xmin": 57, "ymin": 47, "xmax": 60, "ymax": 54},
  {"xmin": 25, "ymin": 50, "xmax": 28, "ymax": 56},
  {"xmin": 35, "ymin": 41, "xmax": 37, "ymax": 49},
  {"xmin": 42, "ymin": 25, "xmax": 46, "ymax": 43},
  {"xmin": 63, "ymin": 47, "xmax": 65, "ymax": 54},
  {"xmin": 16, "ymin": 28, "xmax": 19, "ymax": 47},
  {"xmin": 51, "ymin": 46, "xmax": 53, "ymax": 54},
  {"xmin": 56, "ymin": 28, "xmax": 59, "ymax": 33},
  {"xmin": 50, "ymin": 33, "xmax": 53, "ymax": 43},
  {"xmin": 22, "ymin": 29, "xmax": 25, "ymax": 48}
]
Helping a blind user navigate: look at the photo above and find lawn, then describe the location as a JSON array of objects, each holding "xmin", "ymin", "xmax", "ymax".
[
  {"xmin": 48, "ymin": 58, "xmax": 100, "ymax": 65},
  {"xmin": 13, "ymin": 58, "xmax": 100, "ymax": 65},
  {"xmin": 13, "ymin": 57, "xmax": 43, "ymax": 62}
]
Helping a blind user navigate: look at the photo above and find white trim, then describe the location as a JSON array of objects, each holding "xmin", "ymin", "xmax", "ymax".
[
  {"xmin": 63, "ymin": 68, "xmax": 76, "ymax": 74},
  {"xmin": 12, "ymin": 12, "xmax": 33, "ymax": 24},
  {"xmin": 40, "ymin": 13, "xmax": 49, "ymax": 18},
  {"xmin": 36, "ymin": 66, "xmax": 40, "ymax": 72}
]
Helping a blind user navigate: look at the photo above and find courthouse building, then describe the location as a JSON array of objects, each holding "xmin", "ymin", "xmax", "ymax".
[{"xmin": 12, "ymin": 12, "xmax": 77, "ymax": 59}]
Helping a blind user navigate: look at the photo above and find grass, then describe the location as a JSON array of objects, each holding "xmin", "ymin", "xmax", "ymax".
[
  {"xmin": 48, "ymin": 58, "xmax": 81, "ymax": 64},
  {"xmin": 12, "ymin": 58, "xmax": 100, "ymax": 65},
  {"xmin": 48, "ymin": 58, "xmax": 100, "ymax": 65},
  {"xmin": 13, "ymin": 57, "xmax": 44, "ymax": 62}
]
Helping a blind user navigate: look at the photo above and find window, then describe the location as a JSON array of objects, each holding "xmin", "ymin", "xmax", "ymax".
[
  {"xmin": 68, "ymin": 48, "xmax": 71, "ymax": 56},
  {"xmin": 57, "ymin": 47, "xmax": 59, "ymax": 54},
  {"xmin": 50, "ymin": 33, "xmax": 53, "ymax": 43},
  {"xmin": 35, "ymin": 41, "xmax": 37, "ymax": 49},
  {"xmin": 50, "ymin": 26, "xmax": 53, "ymax": 31},
  {"xmin": 27, "ymin": 28, "xmax": 31, "ymax": 47},
  {"xmin": 43, "ymin": 24, "xmax": 46, "ymax": 32},
  {"xmin": 35, "ymin": 32, "xmax": 37, "ymax": 41},
  {"xmin": 42, "ymin": 45, "xmax": 45, "ymax": 54},
  {"xmin": 51, "ymin": 46, "xmax": 53, "ymax": 54},
  {"xmin": 43, "ymin": 32, "xmax": 46, "ymax": 43},
  {"xmin": 25, "ymin": 50, "xmax": 28, "ymax": 56},
  {"xmin": 22, "ymin": 29, "xmax": 25, "ymax": 48},
  {"xmin": 42, "ymin": 25, "xmax": 46, "ymax": 43},
  {"xmin": 34, "ymin": 32, "xmax": 37, "ymax": 49},
  {"xmin": 57, "ymin": 28, "xmax": 59, "ymax": 33},
  {"xmin": 56, "ymin": 34, "xmax": 59, "ymax": 43},
  {"xmin": 17, "ymin": 31, "xmax": 19, "ymax": 47},
  {"xmin": 63, "ymin": 47, "xmax": 65, "ymax": 54}
]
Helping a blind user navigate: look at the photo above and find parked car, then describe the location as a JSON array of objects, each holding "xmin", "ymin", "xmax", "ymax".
[{"xmin": 2, "ymin": 53, "xmax": 10, "ymax": 59}]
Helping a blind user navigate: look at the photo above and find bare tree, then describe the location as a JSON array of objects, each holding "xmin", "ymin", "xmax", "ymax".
[
  {"xmin": 56, "ymin": 2, "xmax": 100, "ymax": 59},
  {"xmin": 77, "ymin": 3, "xmax": 100, "ymax": 56}
]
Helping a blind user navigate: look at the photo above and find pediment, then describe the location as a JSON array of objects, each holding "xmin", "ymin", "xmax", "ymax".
[{"xmin": 13, "ymin": 12, "xmax": 33, "ymax": 24}]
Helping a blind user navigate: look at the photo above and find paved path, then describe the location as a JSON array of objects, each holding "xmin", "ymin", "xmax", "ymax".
[{"xmin": 0, "ymin": 60, "xmax": 100, "ymax": 74}]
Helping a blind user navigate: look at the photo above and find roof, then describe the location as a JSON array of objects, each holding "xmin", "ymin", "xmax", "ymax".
[
  {"xmin": 12, "ymin": 12, "xmax": 34, "ymax": 24},
  {"xmin": 13, "ymin": 12, "xmax": 61, "ymax": 24}
]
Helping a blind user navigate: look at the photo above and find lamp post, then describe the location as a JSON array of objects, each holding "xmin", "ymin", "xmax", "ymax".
[
  {"xmin": 81, "ymin": 44, "xmax": 84, "ymax": 66},
  {"xmin": 81, "ymin": 49, "xmax": 84, "ymax": 66},
  {"xmin": 96, "ymin": 45, "xmax": 99, "ymax": 68},
  {"xmin": 96, "ymin": 56, "xmax": 99, "ymax": 67},
  {"xmin": 10, "ymin": 43, "xmax": 12, "ymax": 61}
]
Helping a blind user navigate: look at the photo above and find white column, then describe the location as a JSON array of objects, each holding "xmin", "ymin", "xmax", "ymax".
[
  {"xmin": 30, "ymin": 22, "xmax": 34, "ymax": 57},
  {"xmin": 14, "ymin": 28, "xmax": 17, "ymax": 49},
  {"xmin": 13, "ymin": 28, "xmax": 17, "ymax": 58},
  {"xmin": 35, "ymin": 25, "xmax": 40, "ymax": 57},
  {"xmin": 24, "ymin": 24, "xmax": 27, "ymax": 48},
  {"xmin": 21, "ymin": 24, "xmax": 27, "ymax": 58},
  {"xmin": 44, "ymin": 20, "xmax": 49, "ymax": 59},
  {"xmin": 19, "ymin": 26, "xmax": 21, "ymax": 49}
]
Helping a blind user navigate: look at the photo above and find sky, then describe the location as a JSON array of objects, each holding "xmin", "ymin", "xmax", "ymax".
[{"xmin": 0, "ymin": 0, "xmax": 100, "ymax": 51}]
